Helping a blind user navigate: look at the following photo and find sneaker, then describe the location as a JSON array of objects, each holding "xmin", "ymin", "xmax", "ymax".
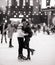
[
  {"xmin": 9, "ymin": 45, "xmax": 14, "ymax": 48},
  {"xmin": 18, "ymin": 54, "xmax": 27, "ymax": 60},
  {"xmin": 22, "ymin": 56, "xmax": 27, "ymax": 60},
  {"xmin": 18, "ymin": 56, "xmax": 22, "ymax": 60},
  {"xmin": 18, "ymin": 54, "xmax": 23, "ymax": 59},
  {"xmin": 1, "ymin": 41, "xmax": 2, "ymax": 43},
  {"xmin": 25, "ymin": 57, "xmax": 31, "ymax": 60}
]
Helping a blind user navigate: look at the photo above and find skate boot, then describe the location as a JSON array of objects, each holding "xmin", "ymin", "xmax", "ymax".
[{"xmin": 31, "ymin": 49, "xmax": 35, "ymax": 55}]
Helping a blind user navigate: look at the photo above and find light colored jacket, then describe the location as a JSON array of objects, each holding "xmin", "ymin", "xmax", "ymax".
[
  {"xmin": 17, "ymin": 29, "xmax": 28, "ymax": 37},
  {"xmin": 7, "ymin": 24, "xmax": 15, "ymax": 38}
]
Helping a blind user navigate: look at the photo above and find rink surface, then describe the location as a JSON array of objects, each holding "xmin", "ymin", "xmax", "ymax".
[{"xmin": 0, "ymin": 31, "xmax": 55, "ymax": 65}]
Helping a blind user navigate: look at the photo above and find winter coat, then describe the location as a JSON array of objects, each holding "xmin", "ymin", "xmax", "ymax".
[
  {"xmin": 7, "ymin": 24, "xmax": 15, "ymax": 39},
  {"xmin": 22, "ymin": 25, "xmax": 33, "ymax": 38}
]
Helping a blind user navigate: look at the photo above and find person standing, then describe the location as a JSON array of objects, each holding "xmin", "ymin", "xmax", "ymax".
[
  {"xmin": 0, "ymin": 23, "xmax": 3, "ymax": 43},
  {"xmin": 22, "ymin": 19, "xmax": 33, "ymax": 60},
  {"xmin": 0, "ymin": 22, "xmax": 7, "ymax": 43},
  {"xmin": 17, "ymin": 23, "xmax": 28, "ymax": 60},
  {"xmin": 17, "ymin": 22, "xmax": 35, "ymax": 60},
  {"xmin": 43, "ymin": 22, "xmax": 46, "ymax": 34},
  {"xmin": 4, "ymin": 22, "xmax": 15, "ymax": 48},
  {"xmin": 8, "ymin": 23, "xmax": 14, "ymax": 47}
]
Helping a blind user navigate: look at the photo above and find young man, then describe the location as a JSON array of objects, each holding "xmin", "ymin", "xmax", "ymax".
[{"xmin": 22, "ymin": 18, "xmax": 35, "ymax": 60}]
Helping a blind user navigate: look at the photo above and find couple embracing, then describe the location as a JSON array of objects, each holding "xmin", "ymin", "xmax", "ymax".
[{"xmin": 17, "ymin": 18, "xmax": 35, "ymax": 60}]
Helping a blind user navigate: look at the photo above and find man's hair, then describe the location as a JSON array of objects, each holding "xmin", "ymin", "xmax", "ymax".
[{"xmin": 22, "ymin": 18, "xmax": 26, "ymax": 22}]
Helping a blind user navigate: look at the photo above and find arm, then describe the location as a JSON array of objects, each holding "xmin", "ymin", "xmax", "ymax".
[{"xmin": 21, "ymin": 30, "xmax": 28, "ymax": 36}]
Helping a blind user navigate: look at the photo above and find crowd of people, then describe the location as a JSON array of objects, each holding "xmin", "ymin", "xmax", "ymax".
[
  {"xmin": 0, "ymin": 18, "xmax": 35, "ymax": 61},
  {"xmin": 0, "ymin": 18, "xmax": 55, "ymax": 61}
]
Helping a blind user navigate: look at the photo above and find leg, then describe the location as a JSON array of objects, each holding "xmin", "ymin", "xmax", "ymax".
[
  {"xmin": 23, "ymin": 43, "xmax": 35, "ymax": 55},
  {"xmin": 17, "ymin": 38, "xmax": 23, "ymax": 58},
  {"xmin": 27, "ymin": 43, "xmax": 30, "ymax": 59},
  {"xmin": 4, "ymin": 34, "xmax": 7, "ymax": 43},
  {"xmin": 17, "ymin": 37, "xmax": 27, "ymax": 60},
  {"xmin": 1, "ymin": 34, "xmax": 3, "ymax": 43},
  {"xmin": 24, "ymin": 37, "xmax": 30, "ymax": 60},
  {"xmin": 9, "ymin": 38, "xmax": 14, "ymax": 47}
]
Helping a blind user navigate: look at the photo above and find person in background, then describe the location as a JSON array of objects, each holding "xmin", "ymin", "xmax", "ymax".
[
  {"xmin": 43, "ymin": 22, "xmax": 46, "ymax": 34},
  {"xmin": 0, "ymin": 22, "xmax": 7, "ymax": 43},
  {"xmin": 3, "ymin": 21, "xmax": 16, "ymax": 48},
  {"xmin": 37, "ymin": 24, "xmax": 41, "ymax": 33}
]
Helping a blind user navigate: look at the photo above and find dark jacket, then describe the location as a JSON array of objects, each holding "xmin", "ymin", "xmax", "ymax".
[
  {"xmin": 0, "ymin": 23, "xmax": 7, "ymax": 34},
  {"xmin": 22, "ymin": 25, "xmax": 33, "ymax": 38},
  {"xmin": 0, "ymin": 23, "xmax": 3, "ymax": 34}
]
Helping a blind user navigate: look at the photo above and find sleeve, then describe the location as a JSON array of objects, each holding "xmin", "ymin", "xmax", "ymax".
[
  {"xmin": 20, "ymin": 30, "xmax": 28, "ymax": 36},
  {"xmin": 28, "ymin": 27, "xmax": 33, "ymax": 37}
]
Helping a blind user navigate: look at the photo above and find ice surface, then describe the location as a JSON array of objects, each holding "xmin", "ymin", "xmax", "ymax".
[{"xmin": 0, "ymin": 31, "xmax": 55, "ymax": 65}]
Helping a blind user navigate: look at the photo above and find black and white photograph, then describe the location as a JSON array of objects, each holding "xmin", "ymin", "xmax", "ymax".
[{"xmin": 0, "ymin": 0, "xmax": 55, "ymax": 65}]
